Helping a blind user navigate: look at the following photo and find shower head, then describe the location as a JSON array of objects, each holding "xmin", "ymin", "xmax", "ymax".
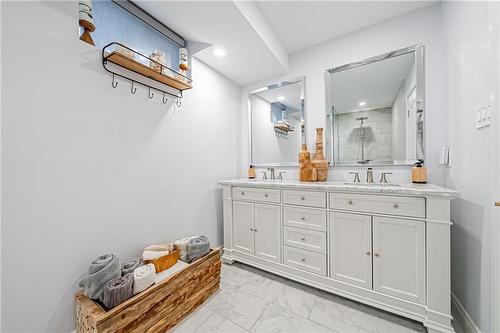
[{"xmin": 356, "ymin": 116, "xmax": 368, "ymax": 126}]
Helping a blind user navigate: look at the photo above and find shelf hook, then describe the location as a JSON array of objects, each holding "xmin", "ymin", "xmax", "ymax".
[
  {"xmin": 148, "ymin": 87, "xmax": 154, "ymax": 99},
  {"xmin": 111, "ymin": 74, "xmax": 118, "ymax": 88},
  {"xmin": 131, "ymin": 81, "xmax": 137, "ymax": 94},
  {"xmin": 176, "ymin": 97, "xmax": 182, "ymax": 108},
  {"xmin": 163, "ymin": 93, "xmax": 168, "ymax": 104}
]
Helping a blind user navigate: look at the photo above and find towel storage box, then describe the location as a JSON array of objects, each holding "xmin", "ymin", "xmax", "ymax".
[{"xmin": 75, "ymin": 247, "xmax": 221, "ymax": 333}]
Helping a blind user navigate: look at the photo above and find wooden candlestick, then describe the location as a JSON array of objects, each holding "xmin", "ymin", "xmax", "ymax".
[
  {"xmin": 79, "ymin": 19, "xmax": 95, "ymax": 46},
  {"xmin": 312, "ymin": 128, "xmax": 329, "ymax": 181}
]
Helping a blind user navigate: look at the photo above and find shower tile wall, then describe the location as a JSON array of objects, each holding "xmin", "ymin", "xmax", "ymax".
[{"xmin": 335, "ymin": 108, "xmax": 393, "ymax": 162}]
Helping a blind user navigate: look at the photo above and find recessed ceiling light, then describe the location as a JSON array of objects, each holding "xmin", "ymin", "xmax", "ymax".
[
  {"xmin": 278, "ymin": 96, "xmax": 285, "ymax": 101},
  {"xmin": 359, "ymin": 101, "xmax": 367, "ymax": 106},
  {"xmin": 213, "ymin": 48, "xmax": 226, "ymax": 57}
]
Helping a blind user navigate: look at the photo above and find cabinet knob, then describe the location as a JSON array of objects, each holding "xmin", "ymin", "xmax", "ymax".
[
  {"xmin": 264, "ymin": 194, "xmax": 269, "ymax": 197},
  {"xmin": 301, "ymin": 217, "xmax": 306, "ymax": 221},
  {"xmin": 301, "ymin": 196, "xmax": 305, "ymax": 201},
  {"xmin": 348, "ymin": 200, "xmax": 353, "ymax": 205},
  {"xmin": 374, "ymin": 253, "xmax": 380, "ymax": 257},
  {"xmin": 250, "ymin": 228, "xmax": 254, "ymax": 231},
  {"xmin": 366, "ymin": 251, "xmax": 371, "ymax": 256},
  {"xmin": 301, "ymin": 258, "xmax": 306, "ymax": 262},
  {"xmin": 301, "ymin": 237, "xmax": 306, "ymax": 241},
  {"xmin": 393, "ymin": 203, "xmax": 399, "ymax": 208},
  {"xmin": 254, "ymin": 229, "xmax": 258, "ymax": 232},
  {"xmin": 241, "ymin": 192, "xmax": 245, "ymax": 195}
]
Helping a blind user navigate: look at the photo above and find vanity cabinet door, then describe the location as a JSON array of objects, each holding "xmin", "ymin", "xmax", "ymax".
[
  {"xmin": 372, "ymin": 216, "xmax": 425, "ymax": 304},
  {"xmin": 232, "ymin": 201, "xmax": 255, "ymax": 255},
  {"xmin": 254, "ymin": 203, "xmax": 281, "ymax": 263},
  {"xmin": 330, "ymin": 212, "xmax": 372, "ymax": 289}
]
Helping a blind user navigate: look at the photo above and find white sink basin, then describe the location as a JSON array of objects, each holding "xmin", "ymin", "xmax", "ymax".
[{"xmin": 343, "ymin": 182, "xmax": 401, "ymax": 187}]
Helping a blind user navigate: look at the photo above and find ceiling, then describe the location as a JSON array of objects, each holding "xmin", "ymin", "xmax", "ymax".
[
  {"xmin": 331, "ymin": 52, "xmax": 415, "ymax": 113},
  {"xmin": 133, "ymin": 1, "xmax": 436, "ymax": 86},
  {"xmin": 255, "ymin": 1, "xmax": 436, "ymax": 53}
]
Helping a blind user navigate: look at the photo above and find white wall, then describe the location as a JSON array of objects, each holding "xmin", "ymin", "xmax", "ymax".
[
  {"xmin": 240, "ymin": 4, "xmax": 446, "ymax": 184},
  {"xmin": 442, "ymin": 2, "xmax": 499, "ymax": 331},
  {"xmin": 1, "ymin": 1, "xmax": 240, "ymax": 332}
]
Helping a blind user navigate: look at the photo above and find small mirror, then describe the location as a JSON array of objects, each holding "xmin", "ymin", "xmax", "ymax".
[
  {"xmin": 325, "ymin": 45, "xmax": 424, "ymax": 166},
  {"xmin": 249, "ymin": 77, "xmax": 305, "ymax": 166}
]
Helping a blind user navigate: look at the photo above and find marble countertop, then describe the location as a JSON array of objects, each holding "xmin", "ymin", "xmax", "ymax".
[{"xmin": 219, "ymin": 179, "xmax": 459, "ymax": 198}]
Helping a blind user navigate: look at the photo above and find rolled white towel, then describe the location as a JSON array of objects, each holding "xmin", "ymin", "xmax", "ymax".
[
  {"xmin": 175, "ymin": 237, "xmax": 192, "ymax": 262},
  {"xmin": 133, "ymin": 263, "xmax": 156, "ymax": 295},
  {"xmin": 142, "ymin": 250, "xmax": 169, "ymax": 261}
]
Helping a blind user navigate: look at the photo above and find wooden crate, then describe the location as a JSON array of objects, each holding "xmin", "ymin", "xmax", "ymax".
[{"xmin": 76, "ymin": 248, "xmax": 221, "ymax": 333}]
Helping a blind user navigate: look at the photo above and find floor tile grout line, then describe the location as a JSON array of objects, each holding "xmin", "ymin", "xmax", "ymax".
[
  {"xmin": 308, "ymin": 295, "xmax": 318, "ymax": 320},
  {"xmin": 191, "ymin": 309, "xmax": 216, "ymax": 333},
  {"xmin": 249, "ymin": 301, "xmax": 270, "ymax": 332}
]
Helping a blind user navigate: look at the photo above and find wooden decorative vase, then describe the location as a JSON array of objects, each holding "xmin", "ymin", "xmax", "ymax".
[
  {"xmin": 299, "ymin": 144, "xmax": 317, "ymax": 182},
  {"xmin": 312, "ymin": 128, "xmax": 329, "ymax": 181}
]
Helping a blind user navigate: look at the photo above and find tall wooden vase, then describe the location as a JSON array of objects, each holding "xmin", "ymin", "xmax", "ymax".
[
  {"xmin": 299, "ymin": 144, "xmax": 317, "ymax": 182},
  {"xmin": 312, "ymin": 128, "xmax": 329, "ymax": 181}
]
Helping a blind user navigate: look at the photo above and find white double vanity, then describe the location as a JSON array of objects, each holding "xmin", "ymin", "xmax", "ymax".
[{"xmin": 220, "ymin": 179, "xmax": 459, "ymax": 333}]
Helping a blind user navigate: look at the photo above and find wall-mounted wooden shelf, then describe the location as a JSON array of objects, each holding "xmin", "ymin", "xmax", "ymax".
[
  {"xmin": 105, "ymin": 51, "xmax": 192, "ymax": 91},
  {"xmin": 102, "ymin": 42, "xmax": 192, "ymax": 106}
]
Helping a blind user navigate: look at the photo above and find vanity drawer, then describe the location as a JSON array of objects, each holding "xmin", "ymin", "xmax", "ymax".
[
  {"xmin": 283, "ymin": 190, "xmax": 326, "ymax": 208},
  {"xmin": 232, "ymin": 187, "xmax": 281, "ymax": 203},
  {"xmin": 284, "ymin": 226, "xmax": 326, "ymax": 254},
  {"xmin": 330, "ymin": 193, "xmax": 425, "ymax": 218},
  {"xmin": 283, "ymin": 246, "xmax": 327, "ymax": 276},
  {"xmin": 284, "ymin": 206, "xmax": 327, "ymax": 232}
]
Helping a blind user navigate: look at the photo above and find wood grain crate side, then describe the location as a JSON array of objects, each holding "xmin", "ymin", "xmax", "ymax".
[{"xmin": 76, "ymin": 248, "xmax": 221, "ymax": 333}]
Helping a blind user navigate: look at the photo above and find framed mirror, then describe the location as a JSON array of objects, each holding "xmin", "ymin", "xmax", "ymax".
[
  {"xmin": 249, "ymin": 77, "xmax": 306, "ymax": 166},
  {"xmin": 325, "ymin": 45, "xmax": 424, "ymax": 166}
]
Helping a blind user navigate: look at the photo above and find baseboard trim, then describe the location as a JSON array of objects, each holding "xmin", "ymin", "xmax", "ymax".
[{"xmin": 451, "ymin": 292, "xmax": 481, "ymax": 333}]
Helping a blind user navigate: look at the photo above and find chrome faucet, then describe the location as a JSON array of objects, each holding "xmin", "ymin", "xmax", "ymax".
[
  {"xmin": 349, "ymin": 172, "xmax": 361, "ymax": 183},
  {"xmin": 380, "ymin": 172, "xmax": 393, "ymax": 184},
  {"xmin": 267, "ymin": 167, "xmax": 276, "ymax": 180},
  {"xmin": 366, "ymin": 167, "xmax": 374, "ymax": 183}
]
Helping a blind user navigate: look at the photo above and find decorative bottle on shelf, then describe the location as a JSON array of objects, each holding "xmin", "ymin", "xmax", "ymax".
[{"xmin": 311, "ymin": 128, "xmax": 329, "ymax": 181}]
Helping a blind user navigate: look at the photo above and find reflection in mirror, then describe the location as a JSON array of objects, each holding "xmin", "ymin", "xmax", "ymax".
[
  {"xmin": 325, "ymin": 45, "xmax": 424, "ymax": 166},
  {"xmin": 250, "ymin": 78, "xmax": 305, "ymax": 166}
]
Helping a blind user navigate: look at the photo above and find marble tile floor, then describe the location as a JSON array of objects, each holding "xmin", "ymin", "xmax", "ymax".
[{"xmin": 170, "ymin": 262, "xmax": 462, "ymax": 333}]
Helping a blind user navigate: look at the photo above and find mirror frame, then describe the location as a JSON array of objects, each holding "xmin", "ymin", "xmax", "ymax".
[
  {"xmin": 324, "ymin": 44, "xmax": 425, "ymax": 167},
  {"xmin": 249, "ymin": 76, "xmax": 306, "ymax": 167}
]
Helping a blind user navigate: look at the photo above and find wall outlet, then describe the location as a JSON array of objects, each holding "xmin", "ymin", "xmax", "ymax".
[{"xmin": 476, "ymin": 104, "xmax": 491, "ymax": 129}]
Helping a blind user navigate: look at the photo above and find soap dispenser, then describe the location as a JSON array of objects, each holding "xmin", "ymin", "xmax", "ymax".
[{"xmin": 412, "ymin": 159, "xmax": 427, "ymax": 184}]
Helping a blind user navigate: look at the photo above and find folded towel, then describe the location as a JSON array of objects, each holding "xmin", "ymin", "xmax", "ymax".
[
  {"xmin": 175, "ymin": 237, "xmax": 192, "ymax": 262},
  {"xmin": 102, "ymin": 273, "xmax": 134, "ymax": 309},
  {"xmin": 142, "ymin": 243, "xmax": 175, "ymax": 261},
  {"xmin": 121, "ymin": 258, "xmax": 142, "ymax": 276},
  {"xmin": 144, "ymin": 243, "xmax": 175, "ymax": 252},
  {"xmin": 142, "ymin": 250, "xmax": 170, "ymax": 261},
  {"xmin": 133, "ymin": 263, "xmax": 156, "ymax": 294},
  {"xmin": 78, "ymin": 254, "xmax": 121, "ymax": 302},
  {"xmin": 187, "ymin": 236, "xmax": 210, "ymax": 263}
]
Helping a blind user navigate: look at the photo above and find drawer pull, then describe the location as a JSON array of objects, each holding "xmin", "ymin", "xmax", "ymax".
[
  {"xmin": 366, "ymin": 251, "xmax": 371, "ymax": 256},
  {"xmin": 254, "ymin": 229, "xmax": 258, "ymax": 232},
  {"xmin": 374, "ymin": 253, "xmax": 380, "ymax": 257},
  {"xmin": 264, "ymin": 194, "xmax": 269, "ymax": 197},
  {"xmin": 301, "ymin": 217, "xmax": 306, "ymax": 221},
  {"xmin": 250, "ymin": 228, "xmax": 254, "ymax": 231},
  {"xmin": 301, "ymin": 196, "xmax": 306, "ymax": 201},
  {"xmin": 241, "ymin": 192, "xmax": 245, "ymax": 195},
  {"xmin": 393, "ymin": 203, "xmax": 399, "ymax": 208},
  {"xmin": 301, "ymin": 237, "xmax": 306, "ymax": 241},
  {"xmin": 348, "ymin": 200, "xmax": 353, "ymax": 205},
  {"xmin": 301, "ymin": 258, "xmax": 306, "ymax": 262}
]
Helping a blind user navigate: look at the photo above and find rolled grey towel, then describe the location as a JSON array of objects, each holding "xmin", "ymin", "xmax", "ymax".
[
  {"xmin": 121, "ymin": 258, "xmax": 142, "ymax": 276},
  {"xmin": 102, "ymin": 273, "xmax": 134, "ymax": 309},
  {"xmin": 78, "ymin": 254, "xmax": 121, "ymax": 302},
  {"xmin": 187, "ymin": 236, "xmax": 210, "ymax": 263}
]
